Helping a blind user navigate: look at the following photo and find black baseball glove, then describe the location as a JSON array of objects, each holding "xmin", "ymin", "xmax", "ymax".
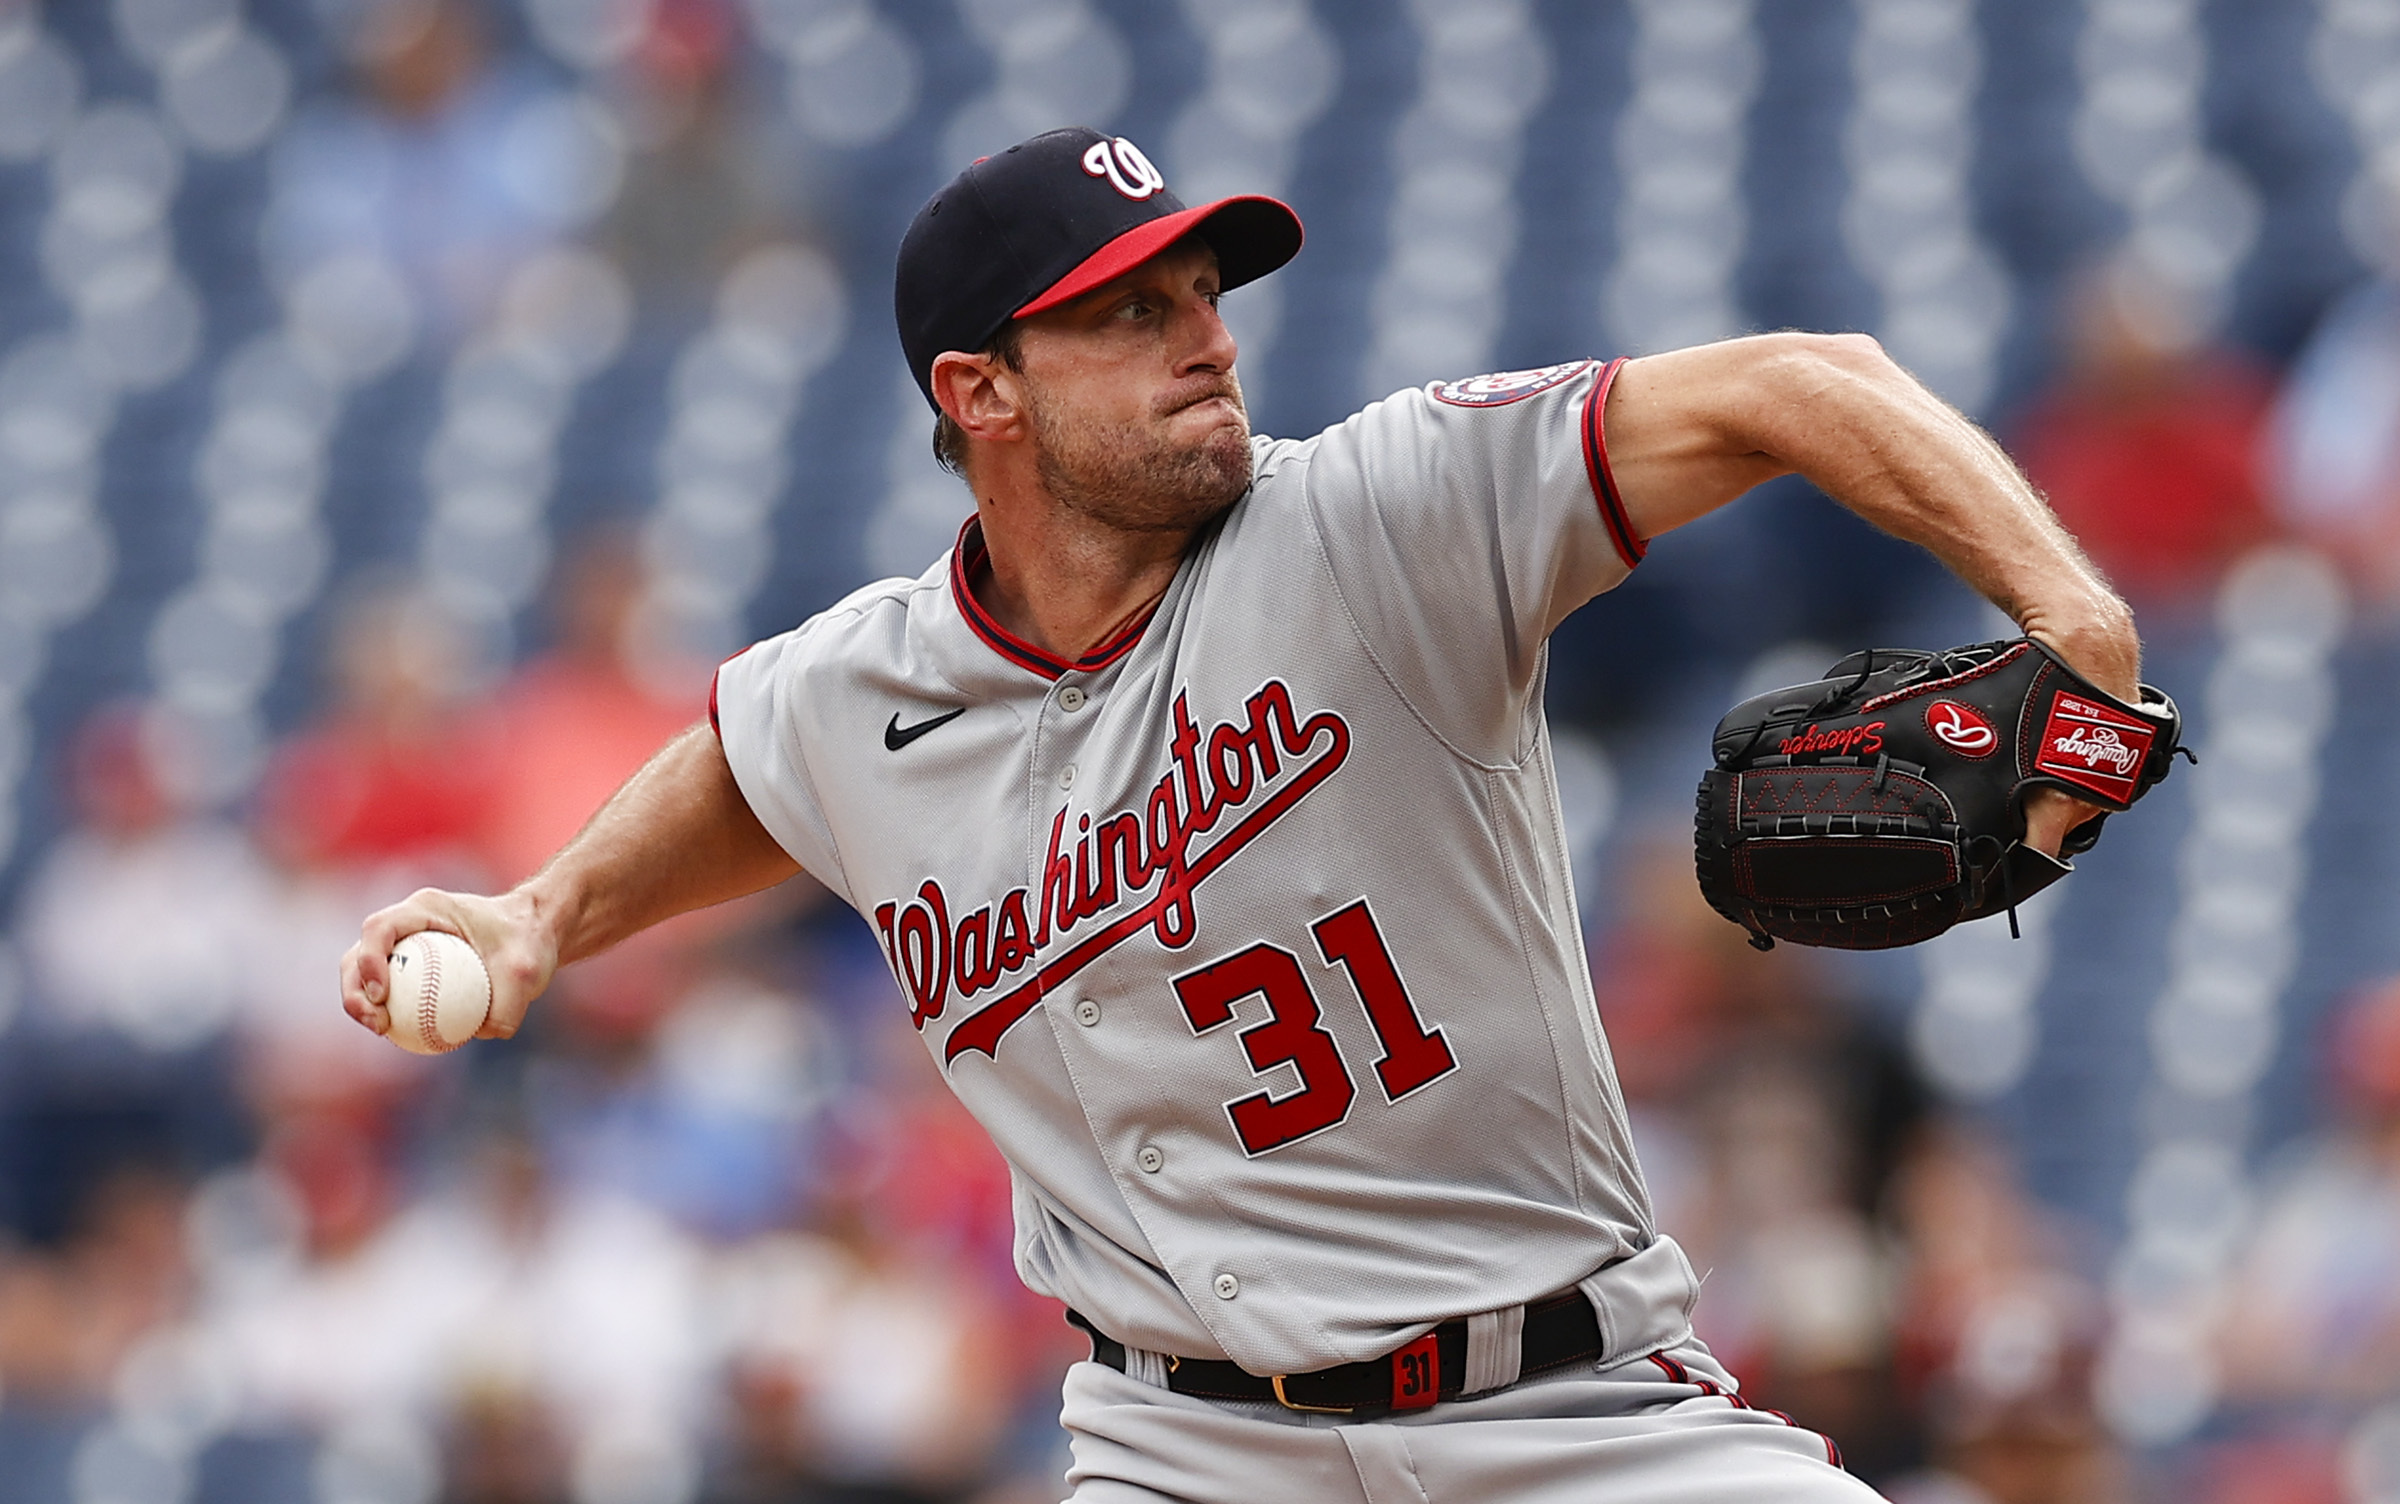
[{"xmin": 1693, "ymin": 638, "xmax": 2186, "ymax": 951}]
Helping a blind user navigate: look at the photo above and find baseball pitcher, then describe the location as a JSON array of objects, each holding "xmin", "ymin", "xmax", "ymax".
[{"xmin": 343, "ymin": 128, "xmax": 2139, "ymax": 1502}]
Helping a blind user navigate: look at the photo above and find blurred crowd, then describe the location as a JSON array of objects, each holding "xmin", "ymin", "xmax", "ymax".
[
  {"xmin": 6, "ymin": 1, "xmax": 2400, "ymax": 1503},
  {"xmin": 1, "ymin": 528, "xmax": 1080, "ymax": 1504},
  {"xmin": 267, "ymin": 0, "xmax": 799, "ymax": 338}
]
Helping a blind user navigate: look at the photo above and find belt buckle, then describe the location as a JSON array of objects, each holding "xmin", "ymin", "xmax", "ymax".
[{"xmin": 1269, "ymin": 1375, "xmax": 1354, "ymax": 1415}]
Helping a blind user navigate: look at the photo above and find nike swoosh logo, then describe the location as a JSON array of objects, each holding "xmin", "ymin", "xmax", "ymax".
[{"xmin": 884, "ymin": 707, "xmax": 966, "ymax": 751}]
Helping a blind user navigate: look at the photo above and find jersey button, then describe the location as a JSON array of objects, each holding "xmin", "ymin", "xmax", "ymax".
[
  {"xmin": 1136, "ymin": 1145, "xmax": 1164, "ymax": 1174},
  {"xmin": 1074, "ymin": 998, "xmax": 1102, "ymax": 1027},
  {"xmin": 1213, "ymin": 1273, "xmax": 1240, "ymax": 1301},
  {"xmin": 1057, "ymin": 685, "xmax": 1087, "ymax": 712},
  {"xmin": 1058, "ymin": 763, "xmax": 1077, "ymax": 790}
]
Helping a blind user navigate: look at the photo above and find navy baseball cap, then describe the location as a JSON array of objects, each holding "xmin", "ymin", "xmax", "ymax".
[{"xmin": 896, "ymin": 127, "xmax": 1304, "ymax": 408}]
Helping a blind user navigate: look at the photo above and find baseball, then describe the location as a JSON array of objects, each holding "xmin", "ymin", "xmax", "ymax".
[{"xmin": 383, "ymin": 930, "xmax": 491, "ymax": 1056}]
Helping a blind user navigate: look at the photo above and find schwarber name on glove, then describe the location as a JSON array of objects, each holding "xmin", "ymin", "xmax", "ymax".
[{"xmin": 1694, "ymin": 637, "xmax": 2186, "ymax": 951}]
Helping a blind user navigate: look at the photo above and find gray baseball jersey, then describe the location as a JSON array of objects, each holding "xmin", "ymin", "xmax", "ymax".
[{"xmin": 713, "ymin": 357, "xmax": 1695, "ymax": 1379}]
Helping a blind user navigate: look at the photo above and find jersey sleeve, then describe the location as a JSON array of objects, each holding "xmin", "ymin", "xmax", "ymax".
[
  {"xmin": 710, "ymin": 630, "xmax": 853, "ymax": 906},
  {"xmin": 1299, "ymin": 358, "xmax": 1640, "ymax": 755}
]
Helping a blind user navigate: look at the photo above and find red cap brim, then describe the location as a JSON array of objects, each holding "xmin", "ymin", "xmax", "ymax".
[{"xmin": 1013, "ymin": 195, "xmax": 1303, "ymax": 319}]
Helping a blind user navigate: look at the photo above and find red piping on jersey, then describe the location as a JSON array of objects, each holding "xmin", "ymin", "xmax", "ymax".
[
  {"xmin": 1648, "ymin": 1352, "xmax": 1841, "ymax": 1468},
  {"xmin": 710, "ymin": 644, "xmax": 758, "ymax": 741},
  {"xmin": 950, "ymin": 518, "xmax": 1157, "ymax": 681},
  {"xmin": 1581, "ymin": 357, "xmax": 1646, "ymax": 570}
]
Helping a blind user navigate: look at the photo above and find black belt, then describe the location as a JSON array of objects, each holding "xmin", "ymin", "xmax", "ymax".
[{"xmin": 1070, "ymin": 1291, "xmax": 1603, "ymax": 1416}]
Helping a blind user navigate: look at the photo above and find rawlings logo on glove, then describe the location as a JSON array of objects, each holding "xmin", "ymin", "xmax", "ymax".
[
  {"xmin": 1694, "ymin": 638, "xmax": 2186, "ymax": 951},
  {"xmin": 1926, "ymin": 700, "xmax": 1997, "ymax": 755},
  {"xmin": 2034, "ymin": 694, "xmax": 2157, "ymax": 798}
]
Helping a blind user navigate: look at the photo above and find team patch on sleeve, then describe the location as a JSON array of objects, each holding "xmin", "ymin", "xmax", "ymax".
[{"xmin": 1428, "ymin": 360, "xmax": 1594, "ymax": 407}]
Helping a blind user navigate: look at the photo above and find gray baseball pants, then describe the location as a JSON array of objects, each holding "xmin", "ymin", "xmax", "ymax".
[{"xmin": 1059, "ymin": 1339, "xmax": 1886, "ymax": 1503}]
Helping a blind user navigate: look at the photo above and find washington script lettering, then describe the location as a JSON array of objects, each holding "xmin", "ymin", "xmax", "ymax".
[{"xmin": 869, "ymin": 679, "xmax": 1351, "ymax": 1065}]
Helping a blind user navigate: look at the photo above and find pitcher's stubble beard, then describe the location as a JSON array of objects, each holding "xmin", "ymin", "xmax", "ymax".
[{"xmin": 1027, "ymin": 372, "xmax": 1254, "ymax": 535}]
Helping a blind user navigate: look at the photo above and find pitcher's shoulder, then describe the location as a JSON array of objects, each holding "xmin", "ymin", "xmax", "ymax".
[
  {"xmin": 1248, "ymin": 430, "xmax": 1315, "ymax": 486},
  {"xmin": 727, "ymin": 562, "xmax": 944, "ymax": 688}
]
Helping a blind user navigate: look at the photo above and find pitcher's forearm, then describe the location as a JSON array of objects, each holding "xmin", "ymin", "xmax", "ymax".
[
  {"xmin": 1608, "ymin": 334, "xmax": 2139, "ymax": 699},
  {"xmin": 516, "ymin": 721, "xmax": 801, "ymax": 967},
  {"xmin": 1780, "ymin": 359, "xmax": 2137, "ymax": 696},
  {"xmin": 342, "ymin": 721, "xmax": 798, "ymax": 1039}
]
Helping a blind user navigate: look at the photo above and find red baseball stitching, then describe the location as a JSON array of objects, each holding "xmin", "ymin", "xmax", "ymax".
[{"xmin": 417, "ymin": 937, "xmax": 462, "ymax": 1055}]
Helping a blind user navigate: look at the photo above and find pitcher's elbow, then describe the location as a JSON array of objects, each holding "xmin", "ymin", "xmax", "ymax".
[{"xmin": 1772, "ymin": 330, "xmax": 1895, "ymax": 386}]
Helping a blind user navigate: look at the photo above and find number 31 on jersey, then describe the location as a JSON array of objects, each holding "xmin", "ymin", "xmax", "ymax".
[{"xmin": 1170, "ymin": 898, "xmax": 1458, "ymax": 1155}]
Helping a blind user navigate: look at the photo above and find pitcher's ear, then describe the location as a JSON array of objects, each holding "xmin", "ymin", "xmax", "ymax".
[{"xmin": 932, "ymin": 349, "xmax": 1027, "ymax": 446}]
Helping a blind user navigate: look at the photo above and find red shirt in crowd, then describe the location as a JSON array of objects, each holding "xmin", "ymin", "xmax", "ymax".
[{"xmin": 2012, "ymin": 356, "xmax": 2278, "ymax": 606}]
